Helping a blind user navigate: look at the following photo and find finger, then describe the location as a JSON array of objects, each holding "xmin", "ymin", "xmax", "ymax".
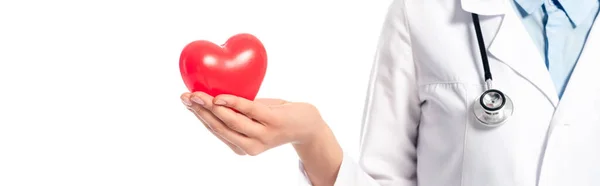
[
  {"xmin": 191, "ymin": 92, "xmax": 262, "ymax": 150},
  {"xmin": 213, "ymin": 94, "xmax": 273, "ymax": 122},
  {"xmin": 184, "ymin": 92, "xmax": 246, "ymax": 155},
  {"xmin": 210, "ymin": 105, "xmax": 266, "ymax": 138},
  {"xmin": 193, "ymin": 93, "xmax": 266, "ymax": 137},
  {"xmin": 187, "ymin": 107, "xmax": 246, "ymax": 155},
  {"xmin": 212, "ymin": 130, "xmax": 247, "ymax": 155},
  {"xmin": 180, "ymin": 92, "xmax": 193, "ymax": 108}
]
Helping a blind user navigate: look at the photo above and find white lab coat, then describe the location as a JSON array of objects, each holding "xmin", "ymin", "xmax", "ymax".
[{"xmin": 299, "ymin": 0, "xmax": 600, "ymax": 185}]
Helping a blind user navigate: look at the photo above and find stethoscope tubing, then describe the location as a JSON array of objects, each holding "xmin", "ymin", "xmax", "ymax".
[{"xmin": 471, "ymin": 13, "xmax": 493, "ymax": 83}]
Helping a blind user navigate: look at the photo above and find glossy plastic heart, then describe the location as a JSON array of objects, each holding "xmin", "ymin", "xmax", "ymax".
[{"xmin": 179, "ymin": 33, "xmax": 267, "ymax": 100}]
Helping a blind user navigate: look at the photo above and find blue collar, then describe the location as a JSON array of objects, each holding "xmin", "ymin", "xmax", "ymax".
[{"xmin": 514, "ymin": 0, "xmax": 598, "ymax": 27}]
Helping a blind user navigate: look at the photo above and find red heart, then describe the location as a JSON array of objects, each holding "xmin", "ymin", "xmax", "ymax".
[{"xmin": 179, "ymin": 33, "xmax": 267, "ymax": 101}]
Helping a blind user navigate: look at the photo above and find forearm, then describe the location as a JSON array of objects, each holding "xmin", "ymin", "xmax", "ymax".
[{"xmin": 293, "ymin": 123, "xmax": 343, "ymax": 186}]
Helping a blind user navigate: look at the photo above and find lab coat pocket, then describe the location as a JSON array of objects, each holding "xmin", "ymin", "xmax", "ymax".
[{"xmin": 416, "ymin": 83, "xmax": 469, "ymax": 186}]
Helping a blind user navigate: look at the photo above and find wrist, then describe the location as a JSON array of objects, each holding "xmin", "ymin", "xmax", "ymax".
[
  {"xmin": 293, "ymin": 118, "xmax": 329, "ymax": 146},
  {"xmin": 292, "ymin": 120, "xmax": 343, "ymax": 186}
]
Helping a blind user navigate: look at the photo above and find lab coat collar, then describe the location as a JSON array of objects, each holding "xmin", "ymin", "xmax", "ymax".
[
  {"xmin": 462, "ymin": 0, "xmax": 560, "ymax": 106},
  {"xmin": 461, "ymin": 0, "xmax": 508, "ymax": 15}
]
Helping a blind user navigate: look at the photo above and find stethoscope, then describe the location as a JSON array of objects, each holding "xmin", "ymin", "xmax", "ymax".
[{"xmin": 471, "ymin": 14, "xmax": 514, "ymax": 127}]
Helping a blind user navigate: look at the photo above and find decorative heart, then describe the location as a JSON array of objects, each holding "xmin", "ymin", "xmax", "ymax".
[{"xmin": 179, "ymin": 33, "xmax": 267, "ymax": 101}]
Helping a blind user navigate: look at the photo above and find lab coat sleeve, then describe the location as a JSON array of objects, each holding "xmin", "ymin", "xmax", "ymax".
[{"xmin": 299, "ymin": 0, "xmax": 420, "ymax": 185}]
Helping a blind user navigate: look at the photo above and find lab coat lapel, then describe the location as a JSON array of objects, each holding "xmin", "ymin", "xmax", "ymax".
[
  {"xmin": 461, "ymin": 0, "xmax": 559, "ymax": 107},
  {"xmin": 537, "ymin": 16, "xmax": 600, "ymax": 186},
  {"xmin": 486, "ymin": 4, "xmax": 559, "ymax": 107}
]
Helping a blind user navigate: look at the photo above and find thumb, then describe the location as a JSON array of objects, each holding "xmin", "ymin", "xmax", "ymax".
[{"xmin": 255, "ymin": 98, "xmax": 288, "ymax": 106}]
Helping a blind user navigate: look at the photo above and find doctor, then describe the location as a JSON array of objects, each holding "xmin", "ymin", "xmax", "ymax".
[{"xmin": 180, "ymin": 0, "xmax": 600, "ymax": 185}]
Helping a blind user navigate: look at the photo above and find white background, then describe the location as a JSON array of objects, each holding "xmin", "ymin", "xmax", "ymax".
[{"xmin": 0, "ymin": 0, "xmax": 392, "ymax": 185}]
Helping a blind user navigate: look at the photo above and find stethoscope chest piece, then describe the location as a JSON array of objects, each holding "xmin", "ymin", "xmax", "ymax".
[{"xmin": 473, "ymin": 89, "xmax": 514, "ymax": 127}]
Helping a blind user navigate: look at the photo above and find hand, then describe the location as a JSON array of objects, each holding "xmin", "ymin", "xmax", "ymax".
[{"xmin": 180, "ymin": 92, "xmax": 327, "ymax": 156}]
